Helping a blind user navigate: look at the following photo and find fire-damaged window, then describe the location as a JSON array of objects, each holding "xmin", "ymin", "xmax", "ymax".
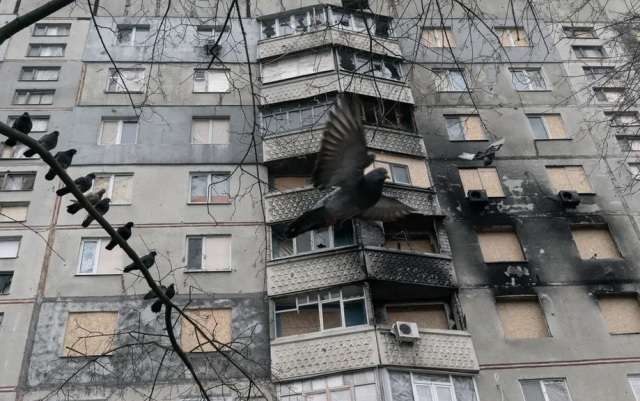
[
  {"xmin": 597, "ymin": 294, "xmax": 640, "ymax": 334},
  {"xmin": 476, "ymin": 228, "xmax": 526, "ymax": 263},
  {"xmin": 358, "ymin": 97, "xmax": 414, "ymax": 131},
  {"xmin": 570, "ymin": 225, "xmax": 622, "ymax": 260},
  {"xmin": 261, "ymin": 49, "xmax": 334, "ymax": 83},
  {"xmin": 261, "ymin": 96, "xmax": 334, "ymax": 136},
  {"xmin": 383, "ymin": 218, "xmax": 439, "ymax": 254},
  {"xmin": 389, "ymin": 371, "xmax": 479, "ymax": 401},
  {"xmin": 495, "ymin": 297, "xmax": 550, "ymax": 339},
  {"xmin": 338, "ymin": 48, "xmax": 403, "ymax": 80},
  {"xmin": 384, "ymin": 303, "xmax": 451, "ymax": 330},
  {"xmin": 366, "ymin": 152, "xmax": 432, "ymax": 188},
  {"xmin": 271, "ymin": 222, "xmax": 354, "ymax": 259},
  {"xmin": 274, "ymin": 285, "xmax": 367, "ymax": 337}
]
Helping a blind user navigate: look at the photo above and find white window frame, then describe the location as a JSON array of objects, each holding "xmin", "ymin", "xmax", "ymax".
[
  {"xmin": 511, "ymin": 68, "xmax": 547, "ymax": 91},
  {"xmin": 435, "ymin": 69, "xmax": 467, "ymax": 92},
  {"xmin": 593, "ymin": 87, "xmax": 624, "ymax": 103},
  {"xmin": 260, "ymin": 7, "xmax": 327, "ymax": 39},
  {"xmin": 99, "ymin": 119, "xmax": 139, "ymax": 145},
  {"xmin": 13, "ymin": 89, "xmax": 55, "ymax": 105},
  {"xmin": 573, "ymin": 45, "xmax": 605, "ymax": 58},
  {"xmin": 271, "ymin": 224, "xmax": 354, "ymax": 259},
  {"xmin": 527, "ymin": 115, "xmax": 564, "ymax": 140},
  {"xmin": 185, "ymin": 235, "xmax": 232, "ymax": 271},
  {"xmin": 116, "ymin": 25, "xmax": 150, "ymax": 46},
  {"xmin": 0, "ymin": 172, "xmax": 36, "ymax": 191},
  {"xmin": 105, "ymin": 68, "xmax": 145, "ymax": 93},
  {"xmin": 27, "ymin": 43, "xmax": 65, "ymax": 57},
  {"xmin": 188, "ymin": 172, "xmax": 231, "ymax": 204},
  {"xmin": 192, "ymin": 69, "xmax": 230, "ymax": 93},
  {"xmin": 33, "ymin": 23, "xmax": 71, "ymax": 37},
  {"xmin": 0, "ymin": 203, "xmax": 29, "ymax": 222},
  {"xmin": 520, "ymin": 379, "xmax": 573, "ymax": 401},
  {"xmin": 0, "ymin": 237, "xmax": 20, "ymax": 259},
  {"xmin": 76, "ymin": 238, "xmax": 123, "ymax": 275},
  {"xmin": 8, "ymin": 115, "xmax": 49, "ymax": 132},
  {"xmin": 563, "ymin": 26, "xmax": 596, "ymax": 39},
  {"xmin": 190, "ymin": 118, "xmax": 230, "ymax": 144},
  {"xmin": 19, "ymin": 67, "xmax": 60, "ymax": 81},
  {"xmin": 583, "ymin": 66, "xmax": 616, "ymax": 82},
  {"xmin": 92, "ymin": 174, "xmax": 134, "ymax": 205},
  {"xmin": 629, "ymin": 375, "xmax": 640, "ymax": 401}
]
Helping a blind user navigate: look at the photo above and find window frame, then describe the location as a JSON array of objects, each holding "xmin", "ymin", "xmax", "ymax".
[
  {"xmin": 0, "ymin": 272, "xmax": 13, "ymax": 295},
  {"xmin": 510, "ymin": 68, "xmax": 548, "ymax": 91},
  {"xmin": 410, "ymin": 372, "xmax": 479, "ymax": 401},
  {"xmin": 0, "ymin": 237, "xmax": 21, "ymax": 259},
  {"xmin": 545, "ymin": 165, "xmax": 594, "ymax": 195},
  {"xmin": 192, "ymin": 69, "xmax": 231, "ymax": 93},
  {"xmin": 607, "ymin": 112, "xmax": 640, "ymax": 127},
  {"xmin": 76, "ymin": 238, "xmax": 101, "ymax": 275},
  {"xmin": 570, "ymin": 224, "xmax": 622, "ymax": 260},
  {"xmin": 0, "ymin": 202, "xmax": 29, "ymax": 223},
  {"xmin": 7, "ymin": 115, "xmax": 49, "ymax": 132},
  {"xmin": 384, "ymin": 302, "xmax": 452, "ymax": 330},
  {"xmin": 583, "ymin": 66, "xmax": 616, "ymax": 82},
  {"xmin": 477, "ymin": 228, "xmax": 527, "ymax": 263},
  {"xmin": 185, "ymin": 235, "xmax": 232, "ymax": 271},
  {"xmin": 337, "ymin": 49, "xmax": 403, "ymax": 81},
  {"xmin": 260, "ymin": 7, "xmax": 329, "ymax": 40},
  {"xmin": 188, "ymin": 172, "xmax": 231, "ymax": 204},
  {"xmin": 32, "ymin": 23, "xmax": 71, "ymax": 37},
  {"xmin": 19, "ymin": 66, "xmax": 61, "ymax": 81},
  {"xmin": 421, "ymin": 26, "xmax": 456, "ymax": 48},
  {"xmin": 495, "ymin": 27, "xmax": 529, "ymax": 47},
  {"xmin": 593, "ymin": 87, "xmax": 625, "ymax": 103},
  {"xmin": 563, "ymin": 26, "xmax": 596, "ymax": 39},
  {"xmin": 115, "ymin": 25, "xmax": 150, "ymax": 46},
  {"xmin": 527, "ymin": 114, "xmax": 567, "ymax": 140},
  {"xmin": 98, "ymin": 119, "xmax": 139, "ymax": 145},
  {"xmin": 270, "ymin": 223, "xmax": 354, "ymax": 260},
  {"xmin": 629, "ymin": 375, "xmax": 640, "ymax": 401},
  {"xmin": 520, "ymin": 378, "xmax": 573, "ymax": 401},
  {"xmin": 105, "ymin": 68, "xmax": 146, "ymax": 93},
  {"xmin": 573, "ymin": 45, "xmax": 606, "ymax": 59},
  {"xmin": 12, "ymin": 89, "xmax": 55, "ymax": 105},
  {"xmin": 26, "ymin": 43, "xmax": 66, "ymax": 57},
  {"xmin": 458, "ymin": 167, "xmax": 505, "ymax": 198},
  {"xmin": 190, "ymin": 117, "xmax": 231, "ymax": 144},
  {"xmin": 373, "ymin": 160, "xmax": 411, "ymax": 185},
  {"xmin": 434, "ymin": 68, "xmax": 468, "ymax": 92},
  {"xmin": 92, "ymin": 173, "xmax": 134, "ymax": 205},
  {"xmin": 0, "ymin": 172, "xmax": 36, "ymax": 191}
]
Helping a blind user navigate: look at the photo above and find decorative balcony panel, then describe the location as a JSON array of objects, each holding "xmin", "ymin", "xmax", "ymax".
[
  {"xmin": 377, "ymin": 329, "xmax": 479, "ymax": 372},
  {"xmin": 263, "ymin": 126, "xmax": 425, "ymax": 162},
  {"xmin": 364, "ymin": 247, "xmax": 456, "ymax": 287},
  {"xmin": 261, "ymin": 72, "xmax": 414, "ymax": 105},
  {"xmin": 267, "ymin": 248, "xmax": 365, "ymax": 296},
  {"xmin": 271, "ymin": 328, "xmax": 379, "ymax": 381},
  {"xmin": 264, "ymin": 185, "xmax": 440, "ymax": 224},
  {"xmin": 257, "ymin": 29, "xmax": 402, "ymax": 60}
]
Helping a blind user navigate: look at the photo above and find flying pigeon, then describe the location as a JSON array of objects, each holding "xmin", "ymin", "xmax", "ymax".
[
  {"xmin": 144, "ymin": 283, "xmax": 176, "ymax": 313},
  {"xmin": 81, "ymin": 197, "xmax": 110, "ymax": 227},
  {"xmin": 56, "ymin": 173, "xmax": 95, "ymax": 196},
  {"xmin": 123, "ymin": 251, "xmax": 157, "ymax": 273},
  {"xmin": 285, "ymin": 96, "xmax": 413, "ymax": 238},
  {"xmin": 105, "ymin": 222, "xmax": 134, "ymax": 250},
  {"xmin": 23, "ymin": 131, "xmax": 59, "ymax": 158},
  {"xmin": 458, "ymin": 138, "xmax": 505, "ymax": 166},
  {"xmin": 5, "ymin": 112, "xmax": 32, "ymax": 146},
  {"xmin": 67, "ymin": 188, "xmax": 105, "ymax": 215},
  {"xmin": 45, "ymin": 149, "xmax": 77, "ymax": 180}
]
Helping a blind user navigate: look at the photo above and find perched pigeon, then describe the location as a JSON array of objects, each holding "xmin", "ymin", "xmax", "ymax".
[
  {"xmin": 285, "ymin": 96, "xmax": 413, "ymax": 238},
  {"xmin": 56, "ymin": 173, "xmax": 95, "ymax": 196},
  {"xmin": 23, "ymin": 131, "xmax": 59, "ymax": 158},
  {"xmin": 143, "ymin": 283, "xmax": 176, "ymax": 313},
  {"xmin": 81, "ymin": 197, "xmax": 110, "ymax": 227},
  {"xmin": 105, "ymin": 221, "xmax": 134, "ymax": 250},
  {"xmin": 67, "ymin": 188, "xmax": 105, "ymax": 215},
  {"xmin": 458, "ymin": 138, "xmax": 505, "ymax": 166},
  {"xmin": 123, "ymin": 251, "xmax": 157, "ymax": 273},
  {"xmin": 5, "ymin": 112, "xmax": 32, "ymax": 146},
  {"xmin": 45, "ymin": 149, "xmax": 77, "ymax": 180}
]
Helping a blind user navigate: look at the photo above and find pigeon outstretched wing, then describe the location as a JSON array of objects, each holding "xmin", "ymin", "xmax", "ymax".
[
  {"xmin": 312, "ymin": 96, "xmax": 373, "ymax": 190},
  {"xmin": 359, "ymin": 195, "xmax": 414, "ymax": 221}
]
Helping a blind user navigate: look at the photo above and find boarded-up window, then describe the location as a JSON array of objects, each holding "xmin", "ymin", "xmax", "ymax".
[
  {"xmin": 94, "ymin": 174, "xmax": 133, "ymax": 204},
  {"xmin": 546, "ymin": 166, "xmax": 593, "ymax": 194},
  {"xmin": 477, "ymin": 229, "xmax": 525, "ymax": 262},
  {"xmin": 421, "ymin": 28, "xmax": 456, "ymax": 47},
  {"xmin": 496, "ymin": 298, "xmax": 549, "ymax": 339},
  {"xmin": 528, "ymin": 115, "xmax": 567, "ymax": 139},
  {"xmin": 366, "ymin": 152, "xmax": 431, "ymax": 188},
  {"xmin": 0, "ymin": 204, "xmax": 28, "ymax": 222},
  {"xmin": 459, "ymin": 168, "xmax": 504, "ymax": 197},
  {"xmin": 571, "ymin": 226, "xmax": 621, "ymax": 259},
  {"xmin": 272, "ymin": 176, "xmax": 310, "ymax": 191},
  {"xmin": 63, "ymin": 311, "xmax": 118, "ymax": 356},
  {"xmin": 598, "ymin": 295, "xmax": 640, "ymax": 334},
  {"xmin": 386, "ymin": 304, "xmax": 449, "ymax": 330},
  {"xmin": 180, "ymin": 308, "xmax": 232, "ymax": 352},
  {"xmin": 496, "ymin": 28, "xmax": 529, "ymax": 47}
]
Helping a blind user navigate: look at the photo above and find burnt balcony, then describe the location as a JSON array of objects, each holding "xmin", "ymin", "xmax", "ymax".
[
  {"xmin": 270, "ymin": 327, "xmax": 478, "ymax": 382},
  {"xmin": 260, "ymin": 71, "xmax": 414, "ymax": 105},
  {"xmin": 258, "ymin": 28, "xmax": 402, "ymax": 60},
  {"xmin": 364, "ymin": 247, "xmax": 456, "ymax": 288},
  {"xmin": 264, "ymin": 184, "xmax": 440, "ymax": 224},
  {"xmin": 263, "ymin": 125, "xmax": 425, "ymax": 163}
]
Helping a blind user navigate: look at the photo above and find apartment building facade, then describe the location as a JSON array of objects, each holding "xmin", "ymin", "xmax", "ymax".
[{"xmin": 0, "ymin": 0, "xmax": 639, "ymax": 400}]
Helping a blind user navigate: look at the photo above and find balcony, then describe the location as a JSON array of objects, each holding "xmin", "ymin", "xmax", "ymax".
[
  {"xmin": 263, "ymin": 125, "xmax": 425, "ymax": 163},
  {"xmin": 364, "ymin": 247, "xmax": 456, "ymax": 288},
  {"xmin": 260, "ymin": 71, "xmax": 414, "ymax": 105},
  {"xmin": 267, "ymin": 247, "xmax": 365, "ymax": 296},
  {"xmin": 258, "ymin": 28, "xmax": 402, "ymax": 60},
  {"xmin": 271, "ymin": 327, "xmax": 478, "ymax": 381},
  {"xmin": 264, "ymin": 185, "xmax": 440, "ymax": 224}
]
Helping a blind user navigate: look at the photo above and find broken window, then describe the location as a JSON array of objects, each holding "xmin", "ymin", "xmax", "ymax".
[
  {"xmin": 358, "ymin": 97, "xmax": 414, "ymax": 131},
  {"xmin": 477, "ymin": 229, "xmax": 525, "ymax": 263},
  {"xmin": 598, "ymin": 295, "xmax": 640, "ymax": 334},
  {"xmin": 383, "ymin": 217, "xmax": 438, "ymax": 254},
  {"xmin": 521, "ymin": 379, "xmax": 572, "ymax": 401},
  {"xmin": 63, "ymin": 311, "xmax": 118, "ymax": 356},
  {"xmin": 563, "ymin": 26, "xmax": 596, "ymax": 38},
  {"xmin": 116, "ymin": 25, "xmax": 149, "ymax": 46},
  {"xmin": 496, "ymin": 27, "xmax": 529, "ymax": 47},
  {"xmin": 434, "ymin": 69, "xmax": 467, "ymax": 92},
  {"xmin": 421, "ymin": 27, "xmax": 456, "ymax": 47},
  {"xmin": 527, "ymin": 114, "xmax": 567, "ymax": 139},
  {"xmin": 511, "ymin": 68, "xmax": 546, "ymax": 91},
  {"xmin": 338, "ymin": 50, "xmax": 403, "ymax": 80},
  {"xmin": 386, "ymin": 304, "xmax": 450, "ymax": 330},
  {"xmin": 260, "ymin": 7, "xmax": 327, "ymax": 39},
  {"xmin": 459, "ymin": 167, "xmax": 504, "ymax": 197},
  {"xmin": 271, "ymin": 222, "xmax": 354, "ymax": 259},
  {"xmin": 279, "ymin": 370, "xmax": 377, "ymax": 401},
  {"xmin": 106, "ymin": 68, "xmax": 145, "ymax": 93},
  {"xmin": 593, "ymin": 87, "xmax": 624, "ymax": 103},
  {"xmin": 274, "ymin": 285, "xmax": 366, "ymax": 337},
  {"xmin": 261, "ymin": 97, "xmax": 333, "ymax": 135},
  {"xmin": 573, "ymin": 45, "xmax": 605, "ymax": 58},
  {"xmin": 583, "ymin": 66, "xmax": 616, "ymax": 82},
  {"xmin": 93, "ymin": 174, "xmax": 133, "ymax": 204},
  {"xmin": 186, "ymin": 235, "xmax": 231, "ymax": 271},
  {"xmin": 0, "ymin": 272, "xmax": 13, "ymax": 295},
  {"xmin": 180, "ymin": 308, "xmax": 232, "ymax": 352},
  {"xmin": 270, "ymin": 176, "xmax": 312, "ymax": 192},
  {"xmin": 608, "ymin": 112, "xmax": 640, "ymax": 127},
  {"xmin": 571, "ymin": 226, "xmax": 621, "ymax": 260},
  {"xmin": 78, "ymin": 238, "xmax": 127, "ymax": 275},
  {"xmin": 546, "ymin": 166, "xmax": 593, "ymax": 194},
  {"xmin": 261, "ymin": 50, "xmax": 334, "ymax": 83},
  {"xmin": 445, "ymin": 115, "xmax": 486, "ymax": 141},
  {"xmin": 496, "ymin": 297, "xmax": 549, "ymax": 339}
]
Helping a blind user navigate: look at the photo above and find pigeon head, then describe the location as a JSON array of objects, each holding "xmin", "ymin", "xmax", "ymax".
[
  {"xmin": 68, "ymin": 149, "xmax": 77, "ymax": 155},
  {"xmin": 50, "ymin": 131, "xmax": 60, "ymax": 138},
  {"xmin": 22, "ymin": 112, "xmax": 30, "ymax": 118},
  {"xmin": 125, "ymin": 221, "xmax": 134, "ymax": 228},
  {"xmin": 150, "ymin": 251, "xmax": 158, "ymax": 257},
  {"xmin": 103, "ymin": 197, "xmax": 111, "ymax": 204},
  {"xmin": 87, "ymin": 173, "xmax": 96, "ymax": 179}
]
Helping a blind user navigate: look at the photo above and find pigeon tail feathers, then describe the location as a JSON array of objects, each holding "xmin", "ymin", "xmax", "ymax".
[{"xmin": 286, "ymin": 207, "xmax": 330, "ymax": 238}]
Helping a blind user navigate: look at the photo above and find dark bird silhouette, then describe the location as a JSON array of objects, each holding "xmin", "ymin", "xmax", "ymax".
[
  {"xmin": 5, "ymin": 112, "xmax": 32, "ymax": 146},
  {"xmin": 286, "ymin": 96, "xmax": 413, "ymax": 238},
  {"xmin": 56, "ymin": 173, "xmax": 95, "ymax": 196},
  {"xmin": 23, "ymin": 130, "xmax": 59, "ymax": 158},
  {"xmin": 105, "ymin": 221, "xmax": 134, "ymax": 250},
  {"xmin": 458, "ymin": 138, "xmax": 505, "ymax": 166},
  {"xmin": 67, "ymin": 188, "xmax": 105, "ymax": 214},
  {"xmin": 45, "ymin": 149, "xmax": 77, "ymax": 180},
  {"xmin": 81, "ymin": 197, "xmax": 110, "ymax": 227},
  {"xmin": 123, "ymin": 251, "xmax": 157, "ymax": 273},
  {"xmin": 144, "ymin": 284, "xmax": 176, "ymax": 313}
]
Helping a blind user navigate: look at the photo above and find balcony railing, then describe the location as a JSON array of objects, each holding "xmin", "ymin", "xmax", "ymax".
[
  {"xmin": 271, "ymin": 327, "xmax": 478, "ymax": 382},
  {"xmin": 263, "ymin": 125, "xmax": 426, "ymax": 162},
  {"xmin": 264, "ymin": 185, "xmax": 440, "ymax": 224},
  {"xmin": 267, "ymin": 247, "xmax": 365, "ymax": 296},
  {"xmin": 258, "ymin": 28, "xmax": 402, "ymax": 60},
  {"xmin": 364, "ymin": 247, "xmax": 456, "ymax": 287},
  {"xmin": 260, "ymin": 71, "xmax": 414, "ymax": 105}
]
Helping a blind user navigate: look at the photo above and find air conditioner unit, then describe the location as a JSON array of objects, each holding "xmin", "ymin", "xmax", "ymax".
[
  {"xmin": 468, "ymin": 189, "xmax": 489, "ymax": 206},
  {"xmin": 558, "ymin": 190, "xmax": 581, "ymax": 208},
  {"xmin": 204, "ymin": 40, "xmax": 219, "ymax": 56},
  {"xmin": 391, "ymin": 321, "xmax": 420, "ymax": 343}
]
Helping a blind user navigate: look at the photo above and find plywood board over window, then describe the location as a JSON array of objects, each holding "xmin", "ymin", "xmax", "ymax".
[
  {"xmin": 496, "ymin": 298, "xmax": 549, "ymax": 339},
  {"xmin": 366, "ymin": 152, "xmax": 431, "ymax": 188},
  {"xmin": 571, "ymin": 226, "xmax": 621, "ymax": 259},
  {"xmin": 477, "ymin": 230, "xmax": 525, "ymax": 263},
  {"xmin": 598, "ymin": 295, "xmax": 640, "ymax": 334},
  {"xmin": 459, "ymin": 168, "xmax": 504, "ymax": 197},
  {"xmin": 386, "ymin": 304, "xmax": 449, "ymax": 330},
  {"xmin": 546, "ymin": 166, "xmax": 593, "ymax": 194},
  {"xmin": 180, "ymin": 308, "xmax": 232, "ymax": 352},
  {"xmin": 63, "ymin": 311, "xmax": 118, "ymax": 356}
]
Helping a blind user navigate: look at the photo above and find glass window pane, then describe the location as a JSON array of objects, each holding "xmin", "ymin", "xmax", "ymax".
[
  {"xmin": 322, "ymin": 301, "xmax": 342, "ymax": 330},
  {"xmin": 190, "ymin": 175, "xmax": 208, "ymax": 202},
  {"xmin": 330, "ymin": 389, "xmax": 351, "ymax": 401},
  {"xmin": 79, "ymin": 240, "xmax": 98, "ymax": 273},
  {"xmin": 93, "ymin": 175, "xmax": 111, "ymax": 196},
  {"xmin": 342, "ymin": 285, "xmax": 364, "ymax": 299},
  {"xmin": 415, "ymin": 385, "xmax": 434, "ymax": 401},
  {"xmin": 207, "ymin": 70, "xmax": 230, "ymax": 92},
  {"xmin": 211, "ymin": 119, "xmax": 230, "ymax": 144},
  {"xmin": 512, "ymin": 70, "xmax": 528, "ymax": 90},
  {"xmin": 0, "ymin": 273, "xmax": 12, "ymax": 294},
  {"xmin": 446, "ymin": 117, "xmax": 464, "ymax": 140},
  {"xmin": 449, "ymin": 71, "xmax": 466, "ymax": 91},
  {"xmin": 435, "ymin": 386, "xmax": 453, "ymax": 401},
  {"xmin": 0, "ymin": 239, "xmax": 19, "ymax": 258},
  {"xmin": 192, "ymin": 120, "xmax": 211, "ymax": 144},
  {"xmin": 187, "ymin": 237, "xmax": 203, "ymax": 269},
  {"xmin": 544, "ymin": 381, "xmax": 571, "ymax": 401},
  {"xmin": 210, "ymin": 174, "xmax": 230, "ymax": 202},
  {"xmin": 333, "ymin": 222, "xmax": 354, "ymax": 247},
  {"xmin": 354, "ymin": 384, "xmax": 376, "ymax": 401},
  {"xmin": 273, "ymin": 231, "xmax": 294, "ymax": 258},
  {"xmin": 452, "ymin": 377, "xmax": 478, "ymax": 401},
  {"xmin": 32, "ymin": 118, "xmax": 49, "ymax": 132},
  {"xmin": 344, "ymin": 299, "xmax": 366, "ymax": 326},
  {"xmin": 262, "ymin": 19, "xmax": 276, "ymax": 38},
  {"xmin": 296, "ymin": 231, "xmax": 312, "ymax": 253},
  {"xmin": 117, "ymin": 28, "xmax": 133, "ymax": 44},
  {"xmin": 521, "ymin": 381, "xmax": 545, "ymax": 401},
  {"xmin": 314, "ymin": 227, "xmax": 330, "ymax": 250},
  {"xmin": 391, "ymin": 165, "xmax": 410, "ymax": 185},
  {"xmin": 5, "ymin": 174, "xmax": 34, "ymax": 190},
  {"xmin": 120, "ymin": 122, "xmax": 137, "ymax": 144},
  {"xmin": 276, "ymin": 304, "xmax": 320, "ymax": 336},
  {"xmin": 111, "ymin": 176, "xmax": 132, "ymax": 203},
  {"xmin": 100, "ymin": 121, "xmax": 119, "ymax": 145},
  {"xmin": 528, "ymin": 117, "xmax": 548, "ymax": 139}
]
